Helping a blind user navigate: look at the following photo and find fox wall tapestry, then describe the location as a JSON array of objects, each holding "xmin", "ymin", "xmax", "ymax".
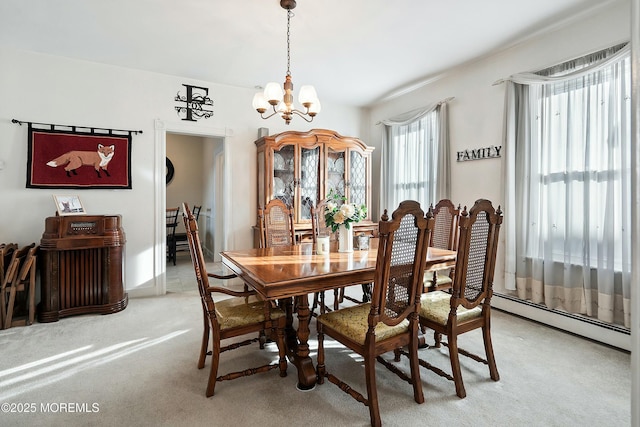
[{"xmin": 27, "ymin": 125, "xmax": 132, "ymax": 189}]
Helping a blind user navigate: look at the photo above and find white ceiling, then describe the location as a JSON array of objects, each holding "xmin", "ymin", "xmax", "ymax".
[{"xmin": 0, "ymin": 0, "xmax": 615, "ymax": 107}]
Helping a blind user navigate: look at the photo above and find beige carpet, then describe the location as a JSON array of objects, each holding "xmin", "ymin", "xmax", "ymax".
[{"xmin": 0, "ymin": 256, "xmax": 631, "ymax": 427}]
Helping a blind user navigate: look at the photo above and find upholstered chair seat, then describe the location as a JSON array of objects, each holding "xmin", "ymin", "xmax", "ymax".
[
  {"xmin": 419, "ymin": 291, "xmax": 482, "ymax": 325},
  {"xmin": 317, "ymin": 303, "xmax": 409, "ymax": 345},
  {"xmin": 215, "ymin": 296, "xmax": 286, "ymax": 330},
  {"xmin": 423, "ymin": 272, "xmax": 453, "ymax": 289}
]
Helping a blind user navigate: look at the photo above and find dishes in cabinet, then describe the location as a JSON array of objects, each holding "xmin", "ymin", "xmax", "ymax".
[
  {"xmin": 273, "ymin": 152, "xmax": 286, "ymax": 170},
  {"xmin": 334, "ymin": 157, "xmax": 345, "ymax": 173},
  {"xmin": 328, "ymin": 174, "xmax": 344, "ymax": 192},
  {"xmin": 327, "ymin": 157, "xmax": 335, "ymax": 172},
  {"xmin": 274, "ymin": 177, "xmax": 286, "ymax": 195}
]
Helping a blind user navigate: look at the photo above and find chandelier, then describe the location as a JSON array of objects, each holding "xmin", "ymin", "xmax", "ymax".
[{"xmin": 252, "ymin": 0, "xmax": 321, "ymax": 125}]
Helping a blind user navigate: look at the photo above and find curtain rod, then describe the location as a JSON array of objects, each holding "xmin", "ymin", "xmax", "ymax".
[{"xmin": 12, "ymin": 119, "xmax": 143, "ymax": 135}]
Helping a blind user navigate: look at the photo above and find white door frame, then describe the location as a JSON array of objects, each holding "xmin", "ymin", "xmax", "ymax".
[
  {"xmin": 154, "ymin": 119, "xmax": 233, "ymax": 295},
  {"xmin": 212, "ymin": 145, "xmax": 225, "ymax": 262}
]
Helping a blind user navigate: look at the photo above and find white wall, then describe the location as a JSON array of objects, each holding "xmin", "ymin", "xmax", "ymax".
[
  {"xmin": 366, "ymin": 0, "xmax": 631, "ymax": 349},
  {"xmin": 0, "ymin": 46, "xmax": 364, "ymax": 295}
]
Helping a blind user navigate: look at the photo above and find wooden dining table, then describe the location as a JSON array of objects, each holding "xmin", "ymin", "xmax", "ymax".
[{"xmin": 220, "ymin": 239, "xmax": 456, "ymax": 390}]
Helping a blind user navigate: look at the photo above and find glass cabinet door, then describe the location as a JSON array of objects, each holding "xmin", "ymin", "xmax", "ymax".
[
  {"xmin": 299, "ymin": 146, "xmax": 321, "ymax": 222},
  {"xmin": 326, "ymin": 148, "xmax": 346, "ymax": 198},
  {"xmin": 272, "ymin": 144, "xmax": 295, "ymax": 208},
  {"xmin": 349, "ymin": 150, "xmax": 368, "ymax": 208}
]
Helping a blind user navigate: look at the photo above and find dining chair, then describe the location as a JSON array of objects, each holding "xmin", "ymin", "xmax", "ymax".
[
  {"xmin": 399, "ymin": 198, "xmax": 502, "ymax": 399},
  {"xmin": 424, "ymin": 199, "xmax": 460, "ymax": 292},
  {"xmin": 2, "ymin": 244, "xmax": 38, "ymax": 329},
  {"xmin": 166, "ymin": 207, "xmax": 180, "ymax": 265},
  {"xmin": 182, "ymin": 203, "xmax": 288, "ymax": 397},
  {"xmin": 257, "ymin": 198, "xmax": 297, "ymax": 335},
  {"xmin": 257, "ymin": 199, "xmax": 295, "ymax": 248},
  {"xmin": 316, "ymin": 200, "xmax": 434, "ymax": 427},
  {"xmin": 174, "ymin": 204, "xmax": 201, "ymax": 255}
]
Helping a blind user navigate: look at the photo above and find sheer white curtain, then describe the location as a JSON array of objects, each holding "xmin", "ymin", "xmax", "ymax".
[
  {"xmin": 380, "ymin": 99, "xmax": 451, "ymax": 213},
  {"xmin": 503, "ymin": 43, "xmax": 631, "ymax": 328}
]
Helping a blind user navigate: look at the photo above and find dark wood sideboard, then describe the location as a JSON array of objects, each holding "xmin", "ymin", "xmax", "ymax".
[{"xmin": 39, "ymin": 214, "xmax": 128, "ymax": 322}]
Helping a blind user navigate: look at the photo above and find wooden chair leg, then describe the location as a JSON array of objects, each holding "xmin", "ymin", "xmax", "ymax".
[
  {"xmin": 206, "ymin": 335, "xmax": 221, "ymax": 398},
  {"xmin": 361, "ymin": 283, "xmax": 372, "ymax": 302},
  {"xmin": 483, "ymin": 323, "xmax": 500, "ymax": 381},
  {"xmin": 316, "ymin": 323, "xmax": 325, "ymax": 384},
  {"xmin": 258, "ymin": 329, "xmax": 266, "ymax": 349},
  {"xmin": 408, "ymin": 326, "xmax": 425, "ymax": 404},
  {"xmin": 364, "ymin": 354, "xmax": 382, "ymax": 427},
  {"xmin": 433, "ymin": 331, "xmax": 442, "ymax": 348},
  {"xmin": 198, "ymin": 313, "xmax": 210, "ymax": 369},
  {"xmin": 447, "ymin": 334, "xmax": 466, "ymax": 399}
]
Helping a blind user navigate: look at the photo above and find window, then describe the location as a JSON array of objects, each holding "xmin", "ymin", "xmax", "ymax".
[
  {"xmin": 380, "ymin": 101, "xmax": 451, "ymax": 212},
  {"xmin": 504, "ymin": 43, "xmax": 631, "ymax": 327},
  {"xmin": 531, "ymin": 55, "xmax": 630, "ymax": 270}
]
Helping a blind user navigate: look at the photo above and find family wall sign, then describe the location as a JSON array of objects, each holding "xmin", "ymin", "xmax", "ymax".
[{"xmin": 456, "ymin": 145, "xmax": 502, "ymax": 162}]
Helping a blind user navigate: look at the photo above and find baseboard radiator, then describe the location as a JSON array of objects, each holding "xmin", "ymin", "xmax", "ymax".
[{"xmin": 493, "ymin": 292, "xmax": 630, "ymax": 350}]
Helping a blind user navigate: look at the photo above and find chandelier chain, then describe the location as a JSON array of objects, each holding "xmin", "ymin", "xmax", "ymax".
[
  {"xmin": 286, "ymin": 9, "xmax": 292, "ymax": 76},
  {"xmin": 252, "ymin": 1, "xmax": 319, "ymax": 125}
]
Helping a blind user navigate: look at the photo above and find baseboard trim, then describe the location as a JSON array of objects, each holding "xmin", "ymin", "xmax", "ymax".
[{"xmin": 493, "ymin": 293, "xmax": 631, "ymax": 351}]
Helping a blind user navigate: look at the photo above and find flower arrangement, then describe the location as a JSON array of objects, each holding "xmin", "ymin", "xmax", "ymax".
[{"xmin": 323, "ymin": 190, "xmax": 367, "ymax": 233}]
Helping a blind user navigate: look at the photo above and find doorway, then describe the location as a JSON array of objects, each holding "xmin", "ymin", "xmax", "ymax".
[
  {"xmin": 154, "ymin": 119, "xmax": 229, "ymax": 295},
  {"xmin": 166, "ymin": 132, "xmax": 226, "ymax": 259}
]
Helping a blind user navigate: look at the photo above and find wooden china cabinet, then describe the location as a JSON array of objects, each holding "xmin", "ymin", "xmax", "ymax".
[{"xmin": 254, "ymin": 129, "xmax": 376, "ymax": 246}]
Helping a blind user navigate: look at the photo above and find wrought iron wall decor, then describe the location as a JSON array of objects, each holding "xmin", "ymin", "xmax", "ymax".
[
  {"xmin": 175, "ymin": 84, "xmax": 214, "ymax": 121},
  {"xmin": 13, "ymin": 119, "xmax": 141, "ymax": 189},
  {"xmin": 166, "ymin": 157, "xmax": 175, "ymax": 184}
]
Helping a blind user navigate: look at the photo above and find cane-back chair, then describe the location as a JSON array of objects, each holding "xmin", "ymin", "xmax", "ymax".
[
  {"xmin": 406, "ymin": 199, "xmax": 502, "ymax": 399},
  {"xmin": 257, "ymin": 199, "xmax": 297, "ymax": 330},
  {"xmin": 182, "ymin": 203, "xmax": 287, "ymax": 397},
  {"xmin": 424, "ymin": 199, "xmax": 460, "ymax": 291},
  {"xmin": 257, "ymin": 199, "xmax": 295, "ymax": 248},
  {"xmin": 316, "ymin": 201, "xmax": 434, "ymax": 427}
]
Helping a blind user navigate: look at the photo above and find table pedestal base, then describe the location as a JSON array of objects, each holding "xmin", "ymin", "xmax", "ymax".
[{"xmin": 282, "ymin": 294, "xmax": 318, "ymax": 390}]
